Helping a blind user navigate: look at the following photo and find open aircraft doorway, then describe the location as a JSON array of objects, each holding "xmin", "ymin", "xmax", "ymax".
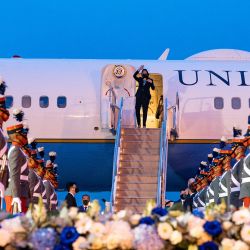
[{"xmin": 136, "ymin": 73, "xmax": 163, "ymax": 128}]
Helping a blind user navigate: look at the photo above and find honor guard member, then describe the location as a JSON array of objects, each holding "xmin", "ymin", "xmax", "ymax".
[
  {"xmin": 198, "ymin": 162, "xmax": 210, "ymax": 208},
  {"xmin": 35, "ymin": 156, "xmax": 48, "ymax": 209},
  {"xmin": 192, "ymin": 172, "xmax": 204, "ymax": 209},
  {"xmin": 240, "ymin": 118, "xmax": 250, "ymax": 208},
  {"xmin": 218, "ymin": 138, "xmax": 233, "ymax": 208},
  {"xmin": 5, "ymin": 123, "xmax": 29, "ymax": 213},
  {"xmin": 43, "ymin": 162, "xmax": 58, "ymax": 211},
  {"xmin": 207, "ymin": 148, "xmax": 222, "ymax": 204},
  {"xmin": 0, "ymin": 95, "xmax": 10, "ymax": 209},
  {"xmin": 205, "ymin": 164, "xmax": 214, "ymax": 206},
  {"xmin": 25, "ymin": 138, "xmax": 43, "ymax": 206},
  {"xmin": 230, "ymin": 127, "xmax": 246, "ymax": 208}
]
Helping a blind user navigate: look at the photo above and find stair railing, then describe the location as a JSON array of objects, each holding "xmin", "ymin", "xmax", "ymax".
[
  {"xmin": 157, "ymin": 98, "xmax": 169, "ymax": 207},
  {"xmin": 110, "ymin": 98, "xmax": 124, "ymax": 212}
]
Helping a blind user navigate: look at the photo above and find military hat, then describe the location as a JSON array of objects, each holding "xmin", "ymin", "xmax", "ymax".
[
  {"xmin": 207, "ymin": 153, "xmax": 213, "ymax": 164},
  {"xmin": 212, "ymin": 147, "xmax": 220, "ymax": 158},
  {"xmin": 219, "ymin": 136, "xmax": 227, "ymax": 149},
  {"xmin": 38, "ymin": 147, "xmax": 45, "ymax": 158},
  {"xmin": 49, "ymin": 151, "xmax": 56, "ymax": 163},
  {"xmin": 28, "ymin": 137, "xmax": 37, "ymax": 150}
]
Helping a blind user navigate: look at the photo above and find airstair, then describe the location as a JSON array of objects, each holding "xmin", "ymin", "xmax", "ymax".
[{"xmin": 110, "ymin": 98, "xmax": 168, "ymax": 213}]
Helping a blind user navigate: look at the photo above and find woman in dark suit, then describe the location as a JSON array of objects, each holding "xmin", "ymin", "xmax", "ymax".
[
  {"xmin": 133, "ymin": 65, "xmax": 155, "ymax": 128},
  {"xmin": 64, "ymin": 182, "xmax": 78, "ymax": 208}
]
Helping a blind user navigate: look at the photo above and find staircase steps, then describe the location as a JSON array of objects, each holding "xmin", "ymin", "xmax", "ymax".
[{"xmin": 113, "ymin": 127, "xmax": 161, "ymax": 213}]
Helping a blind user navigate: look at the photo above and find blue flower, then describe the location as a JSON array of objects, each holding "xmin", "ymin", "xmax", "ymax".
[
  {"xmin": 151, "ymin": 207, "xmax": 168, "ymax": 217},
  {"xmin": 139, "ymin": 216, "xmax": 155, "ymax": 225},
  {"xmin": 60, "ymin": 227, "xmax": 79, "ymax": 246},
  {"xmin": 199, "ymin": 241, "xmax": 219, "ymax": 250},
  {"xmin": 192, "ymin": 209, "xmax": 204, "ymax": 219},
  {"xmin": 30, "ymin": 228, "xmax": 57, "ymax": 250},
  {"xmin": 203, "ymin": 220, "xmax": 222, "ymax": 237}
]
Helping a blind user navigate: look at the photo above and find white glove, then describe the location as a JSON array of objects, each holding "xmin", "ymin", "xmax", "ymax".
[
  {"xmin": 11, "ymin": 197, "xmax": 22, "ymax": 213},
  {"xmin": 0, "ymin": 182, "xmax": 5, "ymax": 198}
]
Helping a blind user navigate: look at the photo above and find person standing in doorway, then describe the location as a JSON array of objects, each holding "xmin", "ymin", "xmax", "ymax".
[{"xmin": 133, "ymin": 65, "xmax": 155, "ymax": 128}]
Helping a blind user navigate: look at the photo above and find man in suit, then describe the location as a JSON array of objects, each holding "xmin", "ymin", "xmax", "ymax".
[
  {"xmin": 5, "ymin": 124, "xmax": 30, "ymax": 213},
  {"xmin": 133, "ymin": 65, "xmax": 155, "ymax": 128},
  {"xmin": 79, "ymin": 194, "xmax": 91, "ymax": 212},
  {"xmin": 65, "ymin": 182, "xmax": 78, "ymax": 208}
]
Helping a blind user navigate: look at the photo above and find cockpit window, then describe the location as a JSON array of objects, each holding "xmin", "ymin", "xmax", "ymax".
[
  {"xmin": 231, "ymin": 97, "xmax": 241, "ymax": 110},
  {"xmin": 5, "ymin": 96, "xmax": 13, "ymax": 108},
  {"xmin": 40, "ymin": 96, "xmax": 49, "ymax": 108},
  {"xmin": 57, "ymin": 96, "xmax": 67, "ymax": 108},
  {"xmin": 22, "ymin": 95, "xmax": 31, "ymax": 108},
  {"xmin": 214, "ymin": 97, "xmax": 224, "ymax": 110}
]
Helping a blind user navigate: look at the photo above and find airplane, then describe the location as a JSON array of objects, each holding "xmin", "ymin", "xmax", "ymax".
[{"xmin": 0, "ymin": 48, "xmax": 250, "ymax": 193}]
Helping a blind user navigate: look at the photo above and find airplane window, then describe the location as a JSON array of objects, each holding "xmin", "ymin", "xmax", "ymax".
[
  {"xmin": 5, "ymin": 96, "xmax": 13, "ymax": 108},
  {"xmin": 57, "ymin": 96, "xmax": 67, "ymax": 108},
  {"xmin": 232, "ymin": 97, "xmax": 241, "ymax": 110},
  {"xmin": 40, "ymin": 96, "xmax": 49, "ymax": 108},
  {"xmin": 22, "ymin": 95, "xmax": 31, "ymax": 108},
  {"xmin": 214, "ymin": 97, "xmax": 224, "ymax": 110}
]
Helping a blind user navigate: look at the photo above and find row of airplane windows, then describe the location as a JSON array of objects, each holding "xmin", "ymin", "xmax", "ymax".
[
  {"xmin": 214, "ymin": 97, "xmax": 242, "ymax": 110},
  {"xmin": 5, "ymin": 96, "xmax": 67, "ymax": 109},
  {"xmin": 3, "ymin": 96, "xmax": 245, "ymax": 110}
]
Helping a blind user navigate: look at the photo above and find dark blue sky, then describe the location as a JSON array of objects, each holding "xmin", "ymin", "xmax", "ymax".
[{"xmin": 1, "ymin": 0, "xmax": 250, "ymax": 59}]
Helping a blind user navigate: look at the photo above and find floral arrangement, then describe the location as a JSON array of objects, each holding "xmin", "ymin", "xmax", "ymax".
[{"xmin": 0, "ymin": 199, "xmax": 250, "ymax": 250}]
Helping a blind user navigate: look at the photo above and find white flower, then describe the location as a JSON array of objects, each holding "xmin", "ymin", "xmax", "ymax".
[
  {"xmin": 176, "ymin": 213, "xmax": 191, "ymax": 227},
  {"xmin": 232, "ymin": 209, "xmax": 250, "ymax": 225},
  {"xmin": 240, "ymin": 224, "xmax": 250, "ymax": 244},
  {"xmin": 221, "ymin": 238, "xmax": 235, "ymax": 250},
  {"xmin": 189, "ymin": 226, "xmax": 204, "ymax": 238},
  {"xmin": 234, "ymin": 240, "xmax": 249, "ymax": 250},
  {"xmin": 222, "ymin": 221, "xmax": 233, "ymax": 230},
  {"xmin": 129, "ymin": 214, "xmax": 141, "ymax": 226},
  {"xmin": 170, "ymin": 230, "xmax": 182, "ymax": 245},
  {"xmin": 59, "ymin": 206, "xmax": 69, "ymax": 219},
  {"xmin": 88, "ymin": 234, "xmax": 104, "ymax": 249},
  {"xmin": 89, "ymin": 222, "xmax": 106, "ymax": 237},
  {"xmin": 106, "ymin": 234, "xmax": 119, "ymax": 250},
  {"xmin": 0, "ymin": 216, "xmax": 26, "ymax": 233},
  {"xmin": 105, "ymin": 220, "xmax": 133, "ymax": 250},
  {"xmin": 116, "ymin": 210, "xmax": 127, "ymax": 220},
  {"xmin": 157, "ymin": 222, "xmax": 173, "ymax": 240},
  {"xmin": 75, "ymin": 215, "xmax": 93, "ymax": 234},
  {"xmin": 187, "ymin": 215, "xmax": 205, "ymax": 230},
  {"xmin": 0, "ymin": 229, "xmax": 12, "ymax": 247},
  {"xmin": 73, "ymin": 236, "xmax": 89, "ymax": 250},
  {"xmin": 68, "ymin": 207, "xmax": 79, "ymax": 220}
]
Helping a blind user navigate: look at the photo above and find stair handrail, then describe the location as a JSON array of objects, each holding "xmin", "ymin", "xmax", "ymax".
[
  {"xmin": 110, "ymin": 97, "xmax": 124, "ymax": 212},
  {"xmin": 157, "ymin": 98, "xmax": 168, "ymax": 207}
]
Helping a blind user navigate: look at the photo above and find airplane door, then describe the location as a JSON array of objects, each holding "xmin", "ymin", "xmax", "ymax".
[{"xmin": 101, "ymin": 64, "xmax": 136, "ymax": 130}]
